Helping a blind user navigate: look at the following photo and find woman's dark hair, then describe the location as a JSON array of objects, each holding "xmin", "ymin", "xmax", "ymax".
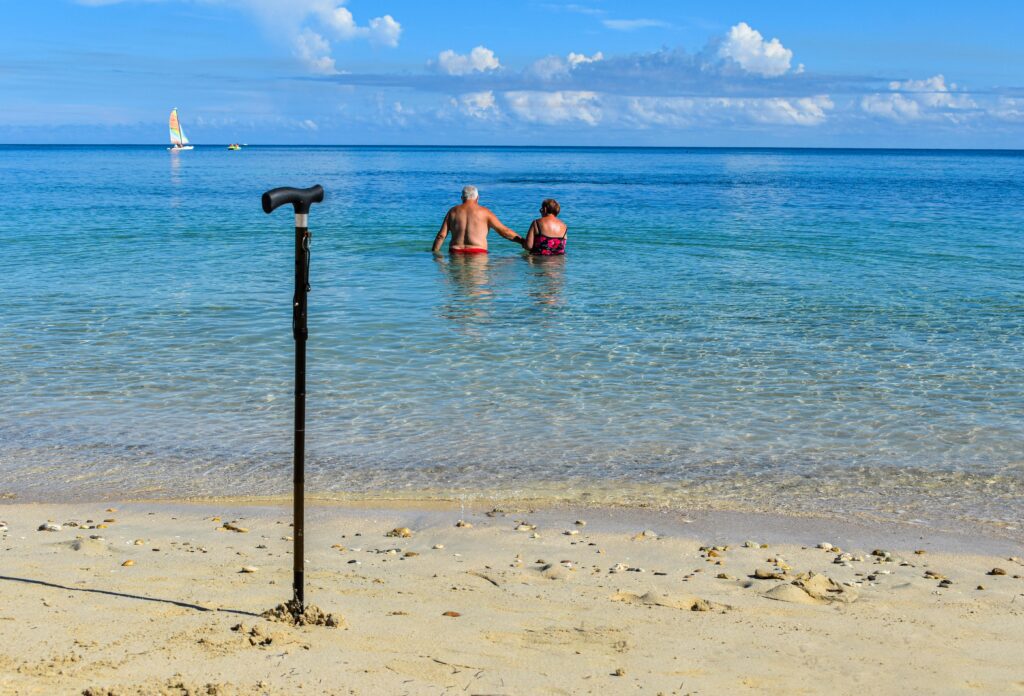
[{"xmin": 540, "ymin": 198, "xmax": 560, "ymax": 216}]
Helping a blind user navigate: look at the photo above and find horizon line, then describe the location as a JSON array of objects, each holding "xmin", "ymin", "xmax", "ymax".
[{"xmin": 2, "ymin": 143, "xmax": 1024, "ymax": 153}]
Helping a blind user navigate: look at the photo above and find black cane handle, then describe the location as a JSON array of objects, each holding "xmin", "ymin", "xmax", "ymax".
[{"xmin": 262, "ymin": 185, "xmax": 324, "ymax": 215}]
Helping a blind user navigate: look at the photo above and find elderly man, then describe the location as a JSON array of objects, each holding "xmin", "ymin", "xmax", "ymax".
[{"xmin": 432, "ymin": 185, "xmax": 523, "ymax": 254}]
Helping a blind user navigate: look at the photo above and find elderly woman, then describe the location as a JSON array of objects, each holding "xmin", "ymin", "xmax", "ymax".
[{"xmin": 524, "ymin": 199, "xmax": 567, "ymax": 256}]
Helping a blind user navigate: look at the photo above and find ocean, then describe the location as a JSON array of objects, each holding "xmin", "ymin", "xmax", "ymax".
[{"xmin": 1, "ymin": 145, "xmax": 1022, "ymax": 532}]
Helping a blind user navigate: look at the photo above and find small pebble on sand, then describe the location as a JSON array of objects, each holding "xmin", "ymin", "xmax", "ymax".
[
  {"xmin": 455, "ymin": 520, "xmax": 472, "ymax": 528},
  {"xmin": 442, "ymin": 611, "xmax": 461, "ymax": 617},
  {"xmin": 575, "ymin": 520, "xmax": 586, "ymax": 526},
  {"xmin": 121, "ymin": 560, "xmax": 134, "ymax": 567},
  {"xmin": 433, "ymin": 544, "xmax": 444, "ymax": 550},
  {"xmin": 988, "ymin": 568, "xmax": 1007, "ymax": 576},
  {"xmin": 386, "ymin": 527, "xmax": 413, "ymax": 538},
  {"xmin": 241, "ymin": 566, "xmax": 258, "ymax": 573},
  {"xmin": 38, "ymin": 522, "xmax": 61, "ymax": 532},
  {"xmin": 613, "ymin": 668, "xmax": 626, "ymax": 677}
]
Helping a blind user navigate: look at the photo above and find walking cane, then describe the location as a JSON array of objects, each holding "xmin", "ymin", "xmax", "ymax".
[{"xmin": 261, "ymin": 184, "xmax": 324, "ymax": 616}]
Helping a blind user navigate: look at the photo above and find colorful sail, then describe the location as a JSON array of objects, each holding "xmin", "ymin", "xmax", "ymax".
[{"xmin": 168, "ymin": 108, "xmax": 189, "ymax": 147}]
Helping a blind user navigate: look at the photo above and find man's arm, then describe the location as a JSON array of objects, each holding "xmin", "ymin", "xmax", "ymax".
[
  {"xmin": 432, "ymin": 212, "xmax": 450, "ymax": 252},
  {"xmin": 487, "ymin": 210, "xmax": 524, "ymax": 246}
]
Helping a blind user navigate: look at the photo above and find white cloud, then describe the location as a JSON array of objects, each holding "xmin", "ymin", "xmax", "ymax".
[
  {"xmin": 530, "ymin": 51, "xmax": 604, "ymax": 80},
  {"xmin": 504, "ymin": 91, "xmax": 602, "ymax": 125},
  {"xmin": 568, "ymin": 51, "xmax": 604, "ymax": 67},
  {"xmin": 294, "ymin": 28, "xmax": 337, "ymax": 75},
  {"xmin": 861, "ymin": 74, "xmax": 976, "ymax": 122},
  {"xmin": 560, "ymin": 3, "xmax": 606, "ymax": 17},
  {"xmin": 495, "ymin": 91, "xmax": 830, "ymax": 129},
  {"xmin": 530, "ymin": 56, "xmax": 570, "ymax": 81},
  {"xmin": 299, "ymin": 119, "xmax": 319, "ymax": 130},
  {"xmin": 367, "ymin": 15, "xmax": 402, "ymax": 47},
  {"xmin": 86, "ymin": 1, "xmax": 404, "ymax": 73},
  {"xmin": 436, "ymin": 46, "xmax": 501, "ymax": 75},
  {"xmin": 991, "ymin": 97, "xmax": 1024, "ymax": 121},
  {"xmin": 313, "ymin": 4, "xmax": 401, "ymax": 48},
  {"xmin": 861, "ymin": 93, "xmax": 921, "ymax": 121},
  {"xmin": 603, "ymin": 18, "xmax": 668, "ymax": 31},
  {"xmin": 452, "ymin": 91, "xmax": 500, "ymax": 120},
  {"xmin": 718, "ymin": 22, "xmax": 793, "ymax": 77},
  {"xmin": 754, "ymin": 95, "xmax": 833, "ymax": 125},
  {"xmin": 627, "ymin": 95, "xmax": 833, "ymax": 127},
  {"xmin": 321, "ymin": 5, "xmax": 361, "ymax": 39}
]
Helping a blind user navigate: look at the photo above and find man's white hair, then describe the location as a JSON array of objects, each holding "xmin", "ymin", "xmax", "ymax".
[{"xmin": 461, "ymin": 185, "xmax": 479, "ymax": 202}]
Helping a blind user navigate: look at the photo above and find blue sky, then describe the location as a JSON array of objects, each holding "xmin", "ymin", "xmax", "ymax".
[{"xmin": 4, "ymin": 0, "xmax": 1024, "ymax": 146}]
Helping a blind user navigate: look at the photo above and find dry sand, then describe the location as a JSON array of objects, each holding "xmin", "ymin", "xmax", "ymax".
[{"xmin": 1, "ymin": 500, "xmax": 1023, "ymax": 695}]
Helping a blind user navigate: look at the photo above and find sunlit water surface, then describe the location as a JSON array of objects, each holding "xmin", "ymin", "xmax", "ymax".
[{"xmin": 1, "ymin": 146, "xmax": 1021, "ymax": 533}]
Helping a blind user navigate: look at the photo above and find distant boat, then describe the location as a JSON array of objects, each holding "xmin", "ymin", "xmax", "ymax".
[
  {"xmin": 227, "ymin": 143, "xmax": 241, "ymax": 151},
  {"xmin": 168, "ymin": 108, "xmax": 194, "ymax": 152}
]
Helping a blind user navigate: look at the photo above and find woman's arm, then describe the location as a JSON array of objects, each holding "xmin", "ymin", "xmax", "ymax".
[{"xmin": 524, "ymin": 220, "xmax": 537, "ymax": 251}]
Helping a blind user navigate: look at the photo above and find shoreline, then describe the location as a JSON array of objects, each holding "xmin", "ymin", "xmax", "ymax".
[
  {"xmin": 6, "ymin": 497, "xmax": 1023, "ymax": 557},
  {"xmin": 6, "ymin": 480, "xmax": 1023, "ymax": 547},
  {"xmin": 1, "ymin": 499, "xmax": 1022, "ymax": 693}
]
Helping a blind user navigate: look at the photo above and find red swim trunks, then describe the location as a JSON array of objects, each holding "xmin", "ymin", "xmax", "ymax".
[{"xmin": 450, "ymin": 247, "xmax": 487, "ymax": 255}]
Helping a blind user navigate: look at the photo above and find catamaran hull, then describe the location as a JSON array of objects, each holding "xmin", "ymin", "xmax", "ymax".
[{"xmin": 168, "ymin": 146, "xmax": 194, "ymax": 152}]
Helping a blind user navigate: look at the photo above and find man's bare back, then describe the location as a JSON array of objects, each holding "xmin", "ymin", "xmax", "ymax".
[{"xmin": 432, "ymin": 186, "xmax": 522, "ymax": 253}]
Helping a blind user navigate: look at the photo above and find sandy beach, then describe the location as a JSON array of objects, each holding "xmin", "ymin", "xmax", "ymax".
[{"xmin": 1, "ymin": 500, "xmax": 1022, "ymax": 695}]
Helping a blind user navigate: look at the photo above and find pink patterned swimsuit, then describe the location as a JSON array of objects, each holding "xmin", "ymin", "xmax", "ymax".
[{"xmin": 530, "ymin": 230, "xmax": 567, "ymax": 256}]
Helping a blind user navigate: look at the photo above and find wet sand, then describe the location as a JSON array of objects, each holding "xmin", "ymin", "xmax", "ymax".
[{"xmin": 1, "ymin": 500, "xmax": 1023, "ymax": 695}]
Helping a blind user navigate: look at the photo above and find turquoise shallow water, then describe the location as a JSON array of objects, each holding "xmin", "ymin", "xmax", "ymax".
[{"xmin": 0, "ymin": 146, "xmax": 1022, "ymax": 530}]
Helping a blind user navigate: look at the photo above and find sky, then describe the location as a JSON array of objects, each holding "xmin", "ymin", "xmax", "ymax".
[{"xmin": 3, "ymin": 0, "xmax": 1024, "ymax": 147}]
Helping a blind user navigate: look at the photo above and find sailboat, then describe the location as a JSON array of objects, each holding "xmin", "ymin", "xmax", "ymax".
[{"xmin": 168, "ymin": 108, "xmax": 194, "ymax": 152}]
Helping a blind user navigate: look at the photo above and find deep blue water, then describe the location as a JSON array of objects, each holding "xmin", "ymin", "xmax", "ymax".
[{"xmin": 1, "ymin": 146, "xmax": 1022, "ymax": 529}]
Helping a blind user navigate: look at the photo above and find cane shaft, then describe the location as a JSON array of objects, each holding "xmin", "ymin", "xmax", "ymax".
[{"xmin": 293, "ymin": 220, "xmax": 308, "ymax": 611}]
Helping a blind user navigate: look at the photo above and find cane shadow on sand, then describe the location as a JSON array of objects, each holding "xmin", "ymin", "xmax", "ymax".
[{"xmin": 0, "ymin": 574, "xmax": 261, "ymax": 617}]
